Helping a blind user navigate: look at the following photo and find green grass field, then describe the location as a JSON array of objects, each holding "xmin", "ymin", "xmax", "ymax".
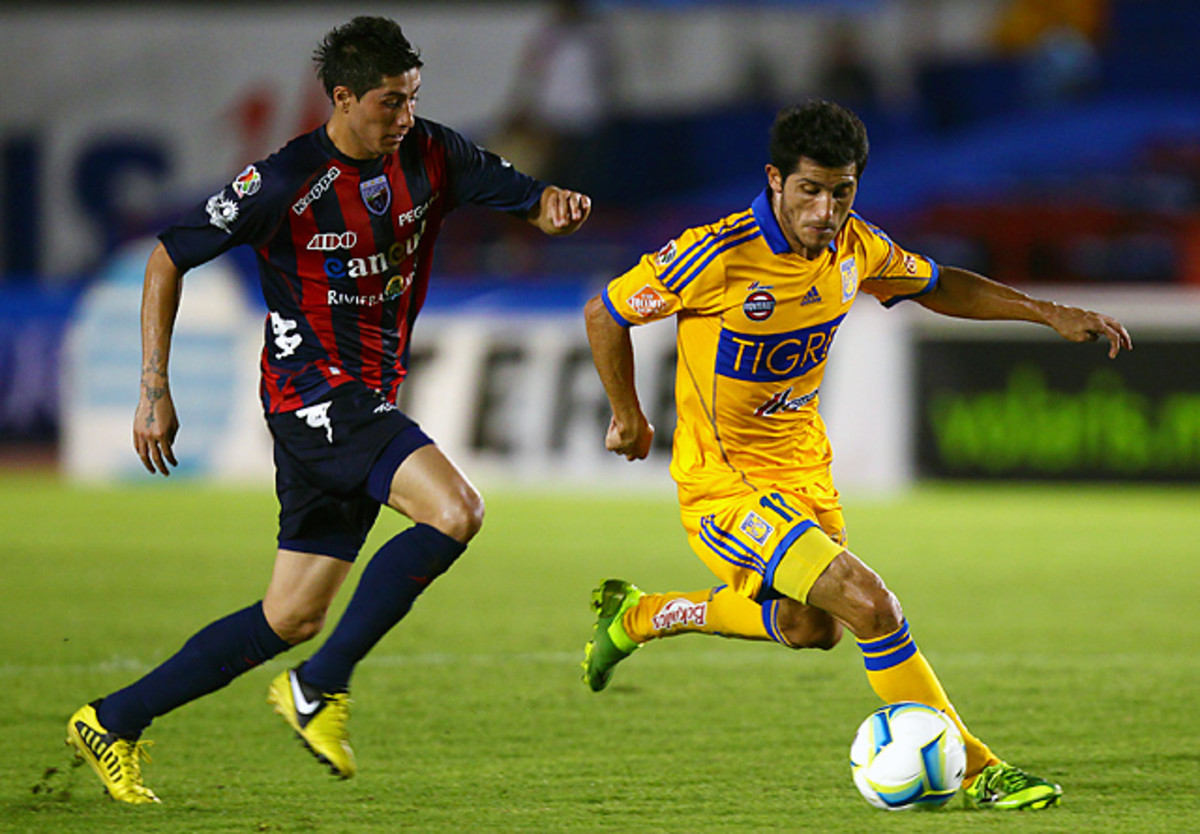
[{"xmin": 1, "ymin": 472, "xmax": 1197, "ymax": 833}]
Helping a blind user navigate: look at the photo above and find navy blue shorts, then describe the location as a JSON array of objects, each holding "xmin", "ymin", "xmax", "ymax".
[{"xmin": 265, "ymin": 382, "xmax": 433, "ymax": 561}]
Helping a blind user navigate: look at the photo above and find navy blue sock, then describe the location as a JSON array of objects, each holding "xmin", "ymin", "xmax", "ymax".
[
  {"xmin": 97, "ymin": 601, "xmax": 290, "ymax": 738},
  {"xmin": 301, "ymin": 523, "xmax": 465, "ymax": 693}
]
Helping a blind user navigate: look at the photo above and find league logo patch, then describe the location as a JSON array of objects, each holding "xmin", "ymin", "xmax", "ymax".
[
  {"xmin": 360, "ymin": 174, "xmax": 392, "ymax": 216},
  {"xmin": 232, "ymin": 165, "xmax": 261, "ymax": 198},
  {"xmin": 628, "ymin": 285, "xmax": 667, "ymax": 317},
  {"xmin": 739, "ymin": 511, "xmax": 774, "ymax": 544},
  {"xmin": 903, "ymin": 253, "xmax": 918, "ymax": 275},
  {"xmin": 840, "ymin": 257, "xmax": 859, "ymax": 302},
  {"xmin": 656, "ymin": 239, "xmax": 678, "ymax": 267},
  {"xmin": 205, "ymin": 192, "xmax": 238, "ymax": 234},
  {"xmin": 743, "ymin": 290, "xmax": 776, "ymax": 321}
]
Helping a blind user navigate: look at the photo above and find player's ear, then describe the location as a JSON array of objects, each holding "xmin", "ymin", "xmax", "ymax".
[
  {"xmin": 332, "ymin": 85, "xmax": 356, "ymax": 113},
  {"xmin": 766, "ymin": 164, "xmax": 783, "ymax": 194}
]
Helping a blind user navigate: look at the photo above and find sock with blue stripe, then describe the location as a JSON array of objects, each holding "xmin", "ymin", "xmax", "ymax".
[
  {"xmin": 858, "ymin": 619, "xmax": 997, "ymax": 777},
  {"xmin": 300, "ymin": 523, "xmax": 464, "ymax": 694},
  {"xmin": 97, "ymin": 601, "xmax": 290, "ymax": 738}
]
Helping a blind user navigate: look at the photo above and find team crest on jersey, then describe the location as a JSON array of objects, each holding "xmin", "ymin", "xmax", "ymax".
[
  {"xmin": 840, "ymin": 257, "xmax": 859, "ymax": 302},
  {"xmin": 360, "ymin": 174, "xmax": 392, "ymax": 216},
  {"xmin": 739, "ymin": 511, "xmax": 774, "ymax": 544},
  {"xmin": 628, "ymin": 285, "xmax": 666, "ymax": 317},
  {"xmin": 743, "ymin": 289, "xmax": 776, "ymax": 321},
  {"xmin": 655, "ymin": 239, "xmax": 678, "ymax": 267},
  {"xmin": 232, "ymin": 165, "xmax": 261, "ymax": 198},
  {"xmin": 205, "ymin": 192, "xmax": 238, "ymax": 234}
]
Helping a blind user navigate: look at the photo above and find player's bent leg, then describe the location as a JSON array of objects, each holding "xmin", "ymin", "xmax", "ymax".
[
  {"xmin": 805, "ymin": 550, "xmax": 1000, "ymax": 781},
  {"xmin": 276, "ymin": 443, "xmax": 475, "ymax": 775},
  {"xmin": 67, "ymin": 702, "xmax": 159, "ymax": 804}
]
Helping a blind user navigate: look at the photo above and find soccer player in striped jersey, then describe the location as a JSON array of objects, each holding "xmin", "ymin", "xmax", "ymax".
[
  {"xmin": 67, "ymin": 16, "xmax": 590, "ymax": 803},
  {"xmin": 581, "ymin": 99, "xmax": 1130, "ymax": 811}
]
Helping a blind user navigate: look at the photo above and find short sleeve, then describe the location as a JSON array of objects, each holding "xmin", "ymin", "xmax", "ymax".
[
  {"xmin": 853, "ymin": 215, "xmax": 939, "ymax": 308},
  {"xmin": 159, "ymin": 160, "xmax": 290, "ymax": 271},
  {"xmin": 434, "ymin": 121, "xmax": 546, "ymax": 216},
  {"xmin": 601, "ymin": 224, "xmax": 729, "ymax": 326}
]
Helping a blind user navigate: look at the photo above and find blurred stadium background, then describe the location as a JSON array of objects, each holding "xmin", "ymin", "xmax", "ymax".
[{"xmin": 2, "ymin": 0, "xmax": 1200, "ymax": 491}]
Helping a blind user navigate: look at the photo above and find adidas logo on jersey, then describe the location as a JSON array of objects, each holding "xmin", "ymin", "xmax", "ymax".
[{"xmin": 800, "ymin": 286, "xmax": 822, "ymax": 306}]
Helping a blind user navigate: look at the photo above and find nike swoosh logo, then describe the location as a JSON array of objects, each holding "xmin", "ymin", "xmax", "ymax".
[{"xmin": 290, "ymin": 671, "xmax": 323, "ymax": 716}]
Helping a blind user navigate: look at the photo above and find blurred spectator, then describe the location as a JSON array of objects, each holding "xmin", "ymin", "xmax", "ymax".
[
  {"xmin": 994, "ymin": 0, "xmax": 1108, "ymax": 107},
  {"xmin": 494, "ymin": 0, "xmax": 613, "ymax": 193},
  {"xmin": 818, "ymin": 21, "xmax": 879, "ymax": 112}
]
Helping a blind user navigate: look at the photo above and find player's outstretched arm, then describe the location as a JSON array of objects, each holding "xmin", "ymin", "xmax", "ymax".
[
  {"xmin": 528, "ymin": 185, "xmax": 592, "ymax": 236},
  {"xmin": 584, "ymin": 294, "xmax": 654, "ymax": 461},
  {"xmin": 915, "ymin": 265, "xmax": 1133, "ymax": 358},
  {"xmin": 133, "ymin": 242, "xmax": 185, "ymax": 476}
]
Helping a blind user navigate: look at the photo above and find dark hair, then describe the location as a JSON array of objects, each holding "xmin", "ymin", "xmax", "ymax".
[
  {"xmin": 769, "ymin": 99, "xmax": 869, "ymax": 179},
  {"xmin": 314, "ymin": 16, "xmax": 423, "ymax": 101}
]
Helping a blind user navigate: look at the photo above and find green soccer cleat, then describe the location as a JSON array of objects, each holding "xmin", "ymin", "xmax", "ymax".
[
  {"xmin": 964, "ymin": 761, "xmax": 1063, "ymax": 810},
  {"xmin": 267, "ymin": 666, "xmax": 357, "ymax": 778},
  {"xmin": 581, "ymin": 579, "xmax": 644, "ymax": 692},
  {"xmin": 66, "ymin": 701, "xmax": 160, "ymax": 804}
]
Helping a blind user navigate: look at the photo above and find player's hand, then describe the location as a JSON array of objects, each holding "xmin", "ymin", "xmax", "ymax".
[
  {"xmin": 133, "ymin": 384, "xmax": 180, "ymax": 476},
  {"xmin": 605, "ymin": 412, "xmax": 654, "ymax": 461},
  {"xmin": 1047, "ymin": 304, "xmax": 1133, "ymax": 358},
  {"xmin": 534, "ymin": 185, "xmax": 591, "ymax": 236}
]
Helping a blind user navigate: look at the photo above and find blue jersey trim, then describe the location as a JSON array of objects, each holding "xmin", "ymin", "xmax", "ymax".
[
  {"xmin": 751, "ymin": 189, "xmax": 791, "ymax": 255},
  {"xmin": 699, "ymin": 516, "xmax": 766, "ymax": 574},
  {"xmin": 601, "ymin": 286, "xmax": 634, "ymax": 327},
  {"xmin": 671, "ymin": 229, "xmax": 762, "ymax": 295},
  {"xmin": 762, "ymin": 520, "xmax": 818, "ymax": 590},
  {"xmin": 880, "ymin": 259, "xmax": 940, "ymax": 308},
  {"xmin": 858, "ymin": 620, "xmax": 911, "ymax": 653},
  {"xmin": 661, "ymin": 215, "xmax": 757, "ymax": 292}
]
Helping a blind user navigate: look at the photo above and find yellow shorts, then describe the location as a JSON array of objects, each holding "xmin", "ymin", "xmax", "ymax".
[{"xmin": 682, "ymin": 485, "xmax": 846, "ymax": 604}]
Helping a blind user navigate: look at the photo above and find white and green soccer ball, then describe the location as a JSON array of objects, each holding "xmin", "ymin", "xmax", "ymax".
[{"xmin": 850, "ymin": 702, "xmax": 967, "ymax": 810}]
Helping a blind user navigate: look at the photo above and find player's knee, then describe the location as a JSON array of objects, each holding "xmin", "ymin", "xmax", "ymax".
[
  {"xmin": 778, "ymin": 604, "xmax": 844, "ymax": 650},
  {"xmin": 430, "ymin": 487, "xmax": 485, "ymax": 543},
  {"xmin": 811, "ymin": 551, "xmax": 903, "ymax": 640},
  {"xmin": 858, "ymin": 586, "xmax": 903, "ymax": 639},
  {"xmin": 266, "ymin": 607, "xmax": 328, "ymax": 645}
]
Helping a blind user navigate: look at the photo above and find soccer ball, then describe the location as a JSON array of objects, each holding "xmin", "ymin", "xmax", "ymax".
[{"xmin": 850, "ymin": 702, "xmax": 966, "ymax": 811}]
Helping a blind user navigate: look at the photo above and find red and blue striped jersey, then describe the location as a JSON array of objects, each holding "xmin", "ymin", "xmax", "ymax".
[{"xmin": 160, "ymin": 119, "xmax": 545, "ymax": 413}]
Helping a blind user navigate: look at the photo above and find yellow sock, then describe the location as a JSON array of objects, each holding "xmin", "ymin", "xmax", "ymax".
[
  {"xmin": 623, "ymin": 586, "xmax": 789, "ymax": 644},
  {"xmin": 858, "ymin": 620, "xmax": 999, "ymax": 779}
]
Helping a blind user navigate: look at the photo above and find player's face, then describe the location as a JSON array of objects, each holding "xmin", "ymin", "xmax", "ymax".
[
  {"xmin": 767, "ymin": 157, "xmax": 858, "ymax": 259},
  {"xmin": 335, "ymin": 68, "xmax": 421, "ymax": 159}
]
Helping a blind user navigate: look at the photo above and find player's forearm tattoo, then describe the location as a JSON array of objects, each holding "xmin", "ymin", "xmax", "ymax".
[{"xmin": 140, "ymin": 348, "xmax": 168, "ymax": 427}]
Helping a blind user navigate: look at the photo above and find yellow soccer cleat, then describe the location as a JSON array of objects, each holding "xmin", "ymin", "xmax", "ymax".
[
  {"xmin": 267, "ymin": 666, "xmax": 357, "ymax": 778},
  {"xmin": 66, "ymin": 702, "xmax": 160, "ymax": 804}
]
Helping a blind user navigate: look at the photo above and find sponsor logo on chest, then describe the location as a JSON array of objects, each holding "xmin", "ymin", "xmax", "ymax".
[{"xmin": 716, "ymin": 313, "xmax": 847, "ymax": 382}]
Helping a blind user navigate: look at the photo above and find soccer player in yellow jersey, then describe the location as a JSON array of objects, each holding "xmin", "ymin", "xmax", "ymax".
[{"xmin": 581, "ymin": 99, "xmax": 1132, "ymax": 811}]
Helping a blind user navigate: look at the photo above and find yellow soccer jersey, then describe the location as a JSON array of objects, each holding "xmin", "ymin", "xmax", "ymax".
[{"xmin": 602, "ymin": 189, "xmax": 938, "ymax": 508}]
